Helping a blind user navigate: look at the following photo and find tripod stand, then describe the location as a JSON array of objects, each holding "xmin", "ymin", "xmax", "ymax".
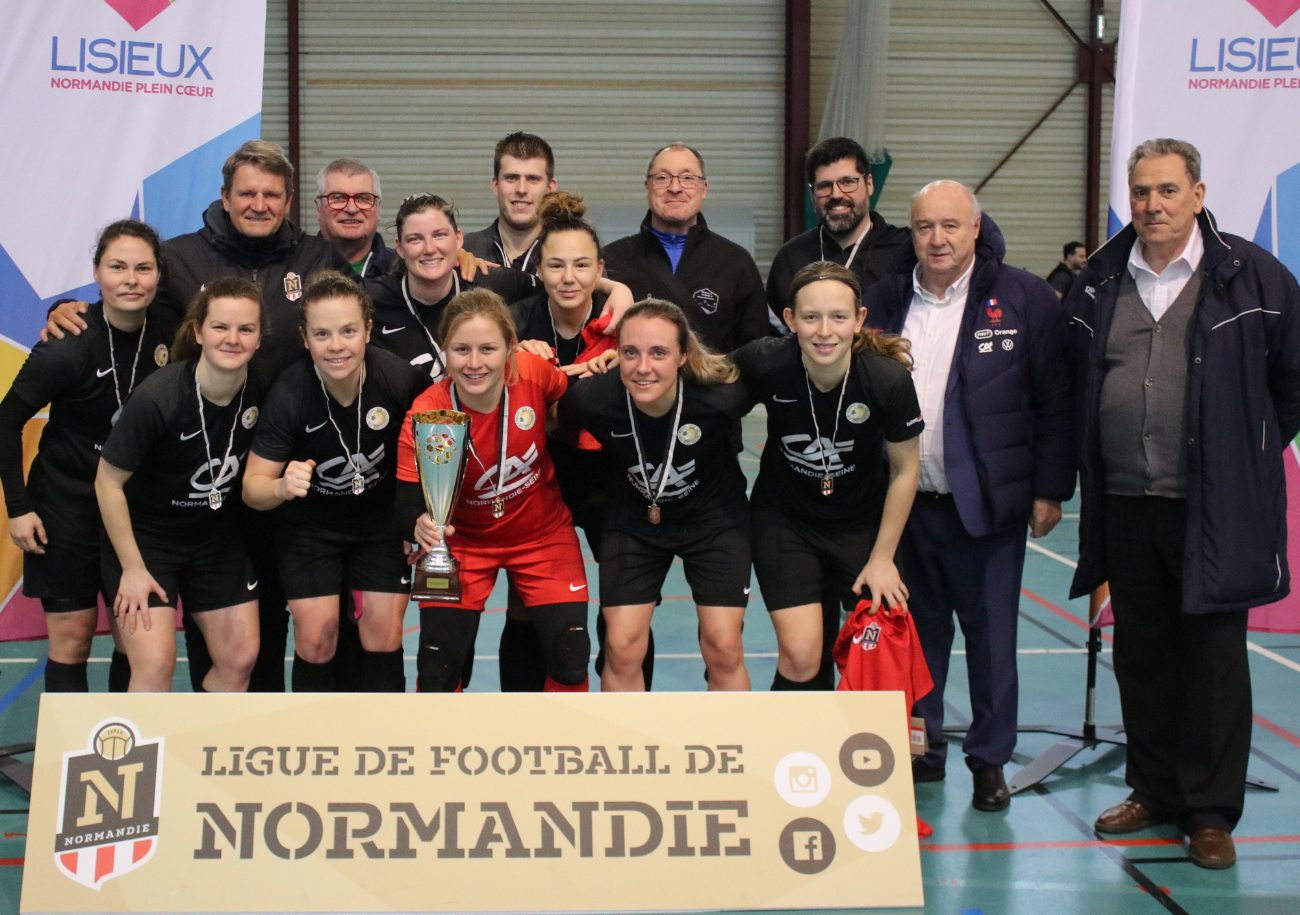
[{"xmin": 1006, "ymin": 586, "xmax": 1276, "ymax": 794}]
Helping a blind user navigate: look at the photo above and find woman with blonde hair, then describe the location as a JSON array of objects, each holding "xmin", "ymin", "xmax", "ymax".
[
  {"xmin": 395, "ymin": 288, "xmax": 591, "ymax": 693},
  {"xmin": 557, "ymin": 299, "xmax": 753, "ymax": 691},
  {"xmin": 733, "ymin": 261, "xmax": 922, "ymax": 690}
]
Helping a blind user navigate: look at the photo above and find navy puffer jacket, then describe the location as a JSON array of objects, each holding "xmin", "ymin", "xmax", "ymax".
[
  {"xmin": 1067, "ymin": 209, "xmax": 1300, "ymax": 613},
  {"xmin": 865, "ymin": 215, "xmax": 1076, "ymax": 536}
]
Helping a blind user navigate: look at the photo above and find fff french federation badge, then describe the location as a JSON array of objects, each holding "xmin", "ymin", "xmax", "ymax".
[{"xmin": 53, "ymin": 719, "xmax": 163, "ymax": 890}]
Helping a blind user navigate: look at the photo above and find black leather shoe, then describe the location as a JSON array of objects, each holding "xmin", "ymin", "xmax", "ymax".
[
  {"xmin": 971, "ymin": 764, "xmax": 1010, "ymax": 812},
  {"xmin": 912, "ymin": 758, "xmax": 946, "ymax": 783}
]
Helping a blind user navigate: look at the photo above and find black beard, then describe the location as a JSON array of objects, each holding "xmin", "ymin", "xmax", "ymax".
[{"xmin": 820, "ymin": 197, "xmax": 867, "ymax": 235}]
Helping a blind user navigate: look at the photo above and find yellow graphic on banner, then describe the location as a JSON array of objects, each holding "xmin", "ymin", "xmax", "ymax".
[
  {"xmin": 0, "ymin": 338, "xmax": 45, "ymax": 610},
  {"xmin": 22, "ymin": 693, "xmax": 924, "ymax": 912}
]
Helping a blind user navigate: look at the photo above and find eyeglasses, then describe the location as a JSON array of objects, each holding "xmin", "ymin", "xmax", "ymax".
[
  {"xmin": 810, "ymin": 175, "xmax": 864, "ymax": 199},
  {"xmin": 648, "ymin": 173, "xmax": 705, "ymax": 190},
  {"xmin": 316, "ymin": 192, "xmax": 379, "ymax": 210}
]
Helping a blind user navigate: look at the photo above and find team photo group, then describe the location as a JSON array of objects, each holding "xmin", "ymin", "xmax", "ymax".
[{"xmin": 5, "ymin": 126, "xmax": 1299, "ymax": 869}]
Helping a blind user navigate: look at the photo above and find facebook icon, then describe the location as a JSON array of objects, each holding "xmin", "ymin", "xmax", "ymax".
[{"xmin": 780, "ymin": 818, "xmax": 836, "ymax": 874}]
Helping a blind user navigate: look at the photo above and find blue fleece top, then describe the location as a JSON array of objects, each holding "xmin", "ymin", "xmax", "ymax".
[{"xmin": 651, "ymin": 226, "xmax": 688, "ymax": 272}]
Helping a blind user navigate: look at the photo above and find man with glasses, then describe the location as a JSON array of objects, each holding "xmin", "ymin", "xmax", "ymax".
[
  {"xmin": 603, "ymin": 143, "xmax": 771, "ymax": 354},
  {"xmin": 463, "ymin": 132, "xmax": 558, "ymax": 275},
  {"xmin": 315, "ymin": 157, "xmax": 395, "ymax": 280},
  {"xmin": 767, "ymin": 137, "xmax": 910, "ymax": 320}
]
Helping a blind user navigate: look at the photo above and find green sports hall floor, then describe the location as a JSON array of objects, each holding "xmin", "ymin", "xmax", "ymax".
[{"xmin": 0, "ymin": 408, "xmax": 1297, "ymax": 915}]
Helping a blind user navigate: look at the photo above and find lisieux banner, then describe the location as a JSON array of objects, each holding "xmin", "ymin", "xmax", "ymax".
[
  {"xmin": 1109, "ymin": 0, "xmax": 1300, "ymax": 633},
  {"xmin": 20, "ymin": 693, "xmax": 924, "ymax": 913},
  {"xmin": 0, "ymin": 0, "xmax": 267, "ymax": 638}
]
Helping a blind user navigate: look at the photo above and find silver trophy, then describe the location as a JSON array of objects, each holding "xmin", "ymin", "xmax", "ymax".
[{"xmin": 410, "ymin": 409, "xmax": 470, "ymax": 602}]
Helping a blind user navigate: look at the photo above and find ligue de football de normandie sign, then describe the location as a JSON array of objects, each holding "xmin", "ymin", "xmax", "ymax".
[{"xmin": 21, "ymin": 693, "xmax": 923, "ymax": 912}]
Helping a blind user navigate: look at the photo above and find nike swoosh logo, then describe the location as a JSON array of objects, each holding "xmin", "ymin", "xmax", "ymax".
[
  {"xmin": 400, "ymin": 576, "xmax": 410, "ymax": 585},
  {"xmin": 852, "ymin": 631, "xmax": 864, "ymax": 644},
  {"xmin": 246, "ymin": 581, "xmax": 258, "ymax": 590},
  {"xmin": 97, "ymin": 367, "xmax": 114, "ymax": 378},
  {"xmin": 611, "ymin": 431, "xmax": 634, "ymax": 438},
  {"xmin": 381, "ymin": 326, "xmax": 403, "ymax": 334},
  {"xmin": 180, "ymin": 429, "xmax": 202, "ymax": 441},
  {"xmin": 743, "ymin": 586, "xmax": 751, "ymax": 595},
  {"xmin": 772, "ymin": 396, "xmax": 797, "ymax": 403},
  {"xmin": 306, "ymin": 420, "xmax": 328, "ymax": 433},
  {"xmin": 570, "ymin": 583, "xmax": 587, "ymax": 591}
]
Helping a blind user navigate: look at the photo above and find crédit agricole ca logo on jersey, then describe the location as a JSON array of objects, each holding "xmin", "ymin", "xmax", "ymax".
[{"xmin": 54, "ymin": 719, "xmax": 163, "ymax": 890}]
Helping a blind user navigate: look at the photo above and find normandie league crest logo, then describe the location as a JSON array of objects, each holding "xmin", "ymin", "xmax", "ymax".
[{"xmin": 54, "ymin": 719, "xmax": 163, "ymax": 890}]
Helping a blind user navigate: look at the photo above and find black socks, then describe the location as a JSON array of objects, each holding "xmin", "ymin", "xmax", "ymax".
[
  {"xmin": 360, "ymin": 648, "xmax": 405, "ymax": 693},
  {"xmin": 291, "ymin": 655, "xmax": 336, "ymax": 692},
  {"xmin": 44, "ymin": 659, "xmax": 88, "ymax": 693}
]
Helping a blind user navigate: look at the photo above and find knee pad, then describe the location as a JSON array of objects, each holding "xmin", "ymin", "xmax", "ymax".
[{"xmin": 549, "ymin": 625, "xmax": 591, "ymax": 686}]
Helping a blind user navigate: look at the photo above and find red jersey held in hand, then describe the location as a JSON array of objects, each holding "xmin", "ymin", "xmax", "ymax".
[
  {"xmin": 833, "ymin": 599, "xmax": 934, "ymax": 714},
  {"xmin": 397, "ymin": 351, "xmax": 572, "ymax": 543}
]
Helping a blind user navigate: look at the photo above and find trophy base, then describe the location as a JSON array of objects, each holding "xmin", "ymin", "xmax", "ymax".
[{"xmin": 411, "ymin": 559, "xmax": 463, "ymax": 603}]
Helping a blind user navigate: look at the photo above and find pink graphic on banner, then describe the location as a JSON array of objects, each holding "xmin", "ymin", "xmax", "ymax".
[
  {"xmin": 1244, "ymin": 0, "xmax": 1300, "ymax": 28},
  {"xmin": 103, "ymin": 0, "xmax": 174, "ymax": 32},
  {"xmin": 1248, "ymin": 442, "xmax": 1300, "ymax": 632}
]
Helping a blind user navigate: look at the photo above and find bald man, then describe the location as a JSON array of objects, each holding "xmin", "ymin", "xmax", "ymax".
[{"xmin": 863, "ymin": 181, "xmax": 1075, "ymax": 811}]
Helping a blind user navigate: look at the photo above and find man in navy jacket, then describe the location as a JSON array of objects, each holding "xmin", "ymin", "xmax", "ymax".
[
  {"xmin": 1067, "ymin": 139, "xmax": 1300, "ymax": 869},
  {"xmin": 864, "ymin": 181, "xmax": 1074, "ymax": 811}
]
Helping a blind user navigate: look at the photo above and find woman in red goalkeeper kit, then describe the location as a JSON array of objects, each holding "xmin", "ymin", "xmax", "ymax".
[{"xmin": 395, "ymin": 288, "xmax": 591, "ymax": 692}]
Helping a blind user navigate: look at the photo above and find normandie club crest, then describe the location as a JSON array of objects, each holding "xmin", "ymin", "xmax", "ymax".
[{"xmin": 54, "ymin": 719, "xmax": 163, "ymax": 890}]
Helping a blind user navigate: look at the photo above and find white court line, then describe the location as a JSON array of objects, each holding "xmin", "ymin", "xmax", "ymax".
[
  {"xmin": 1025, "ymin": 539, "xmax": 1078, "ymax": 568},
  {"xmin": 1247, "ymin": 641, "xmax": 1300, "ymax": 674},
  {"xmin": 1027, "ymin": 536, "xmax": 1300, "ymax": 675}
]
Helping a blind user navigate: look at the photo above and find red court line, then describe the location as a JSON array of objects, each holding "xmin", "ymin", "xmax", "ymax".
[
  {"xmin": 0, "ymin": 859, "xmax": 21, "ymax": 866},
  {"xmin": 921, "ymin": 834, "xmax": 1300, "ymax": 852},
  {"xmin": 1020, "ymin": 588, "xmax": 1114, "ymax": 643},
  {"xmin": 1253, "ymin": 714, "xmax": 1300, "ymax": 751}
]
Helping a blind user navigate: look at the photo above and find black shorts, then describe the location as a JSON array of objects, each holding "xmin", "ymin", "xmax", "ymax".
[
  {"xmin": 751, "ymin": 508, "xmax": 878, "ymax": 613},
  {"xmin": 598, "ymin": 518, "xmax": 752, "ymax": 609},
  {"xmin": 101, "ymin": 526, "xmax": 259, "ymax": 614},
  {"xmin": 276, "ymin": 524, "xmax": 409, "ymax": 601},
  {"xmin": 22, "ymin": 498, "xmax": 105, "ymax": 608}
]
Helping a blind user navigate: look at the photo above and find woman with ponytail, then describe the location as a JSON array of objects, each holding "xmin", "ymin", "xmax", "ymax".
[
  {"xmin": 500, "ymin": 191, "xmax": 641, "ymax": 690},
  {"xmin": 95, "ymin": 277, "xmax": 271, "ymax": 692},
  {"xmin": 243, "ymin": 272, "xmax": 428, "ymax": 693},
  {"xmin": 732, "ymin": 261, "xmax": 922, "ymax": 691},
  {"xmin": 557, "ymin": 299, "xmax": 753, "ymax": 691}
]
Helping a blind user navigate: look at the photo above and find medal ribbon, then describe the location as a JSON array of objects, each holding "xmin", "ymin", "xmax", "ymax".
[{"xmin": 625, "ymin": 379, "xmax": 684, "ymax": 514}]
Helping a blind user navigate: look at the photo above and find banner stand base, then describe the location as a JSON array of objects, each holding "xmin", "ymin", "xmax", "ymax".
[{"xmin": 0, "ymin": 741, "xmax": 34, "ymax": 794}]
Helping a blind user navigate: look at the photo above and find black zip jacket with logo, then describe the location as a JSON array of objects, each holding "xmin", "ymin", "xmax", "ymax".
[
  {"xmin": 158, "ymin": 200, "xmax": 352, "ymax": 374},
  {"xmin": 766, "ymin": 214, "xmax": 911, "ymax": 318},
  {"xmin": 602, "ymin": 211, "xmax": 773, "ymax": 354},
  {"xmin": 462, "ymin": 218, "xmax": 541, "ymax": 276}
]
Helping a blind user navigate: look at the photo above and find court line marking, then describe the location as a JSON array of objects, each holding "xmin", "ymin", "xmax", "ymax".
[
  {"xmin": 921, "ymin": 834, "xmax": 1300, "ymax": 853},
  {"xmin": 1028, "ymin": 540, "xmax": 1300, "ymax": 675},
  {"xmin": 1026, "ymin": 540, "xmax": 1078, "ymax": 568}
]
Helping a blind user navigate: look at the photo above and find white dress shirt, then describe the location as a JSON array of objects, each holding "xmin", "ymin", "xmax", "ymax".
[
  {"xmin": 1127, "ymin": 220, "xmax": 1204, "ymax": 322},
  {"xmin": 903, "ymin": 258, "xmax": 975, "ymax": 493}
]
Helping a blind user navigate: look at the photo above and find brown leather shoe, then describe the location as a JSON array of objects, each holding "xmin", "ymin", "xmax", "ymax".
[
  {"xmin": 1188, "ymin": 828, "xmax": 1236, "ymax": 869},
  {"xmin": 1094, "ymin": 800, "xmax": 1165, "ymax": 834}
]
